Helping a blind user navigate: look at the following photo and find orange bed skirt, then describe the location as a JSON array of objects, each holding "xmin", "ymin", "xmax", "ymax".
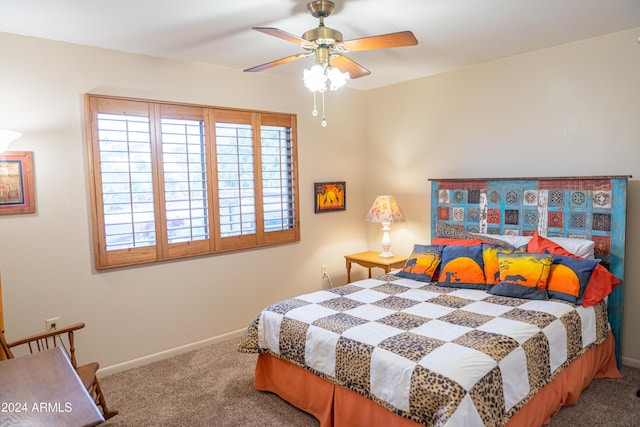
[{"xmin": 254, "ymin": 331, "xmax": 621, "ymax": 427}]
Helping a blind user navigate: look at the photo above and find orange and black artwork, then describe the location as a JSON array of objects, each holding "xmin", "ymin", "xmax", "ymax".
[{"xmin": 314, "ymin": 181, "xmax": 346, "ymax": 213}]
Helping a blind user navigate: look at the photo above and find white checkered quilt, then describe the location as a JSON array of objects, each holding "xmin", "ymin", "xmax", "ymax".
[{"xmin": 238, "ymin": 274, "xmax": 610, "ymax": 426}]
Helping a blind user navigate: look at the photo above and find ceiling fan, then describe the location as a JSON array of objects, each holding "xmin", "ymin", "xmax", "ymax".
[{"xmin": 243, "ymin": 0, "xmax": 419, "ymax": 80}]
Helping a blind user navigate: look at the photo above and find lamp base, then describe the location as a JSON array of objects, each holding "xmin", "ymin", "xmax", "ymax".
[{"xmin": 379, "ymin": 222, "xmax": 393, "ymax": 258}]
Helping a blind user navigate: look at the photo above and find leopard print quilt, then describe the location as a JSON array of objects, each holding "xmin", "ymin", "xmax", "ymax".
[{"xmin": 238, "ymin": 274, "xmax": 610, "ymax": 426}]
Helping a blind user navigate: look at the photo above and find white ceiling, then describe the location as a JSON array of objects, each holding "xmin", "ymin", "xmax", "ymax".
[{"xmin": 1, "ymin": 0, "xmax": 639, "ymax": 90}]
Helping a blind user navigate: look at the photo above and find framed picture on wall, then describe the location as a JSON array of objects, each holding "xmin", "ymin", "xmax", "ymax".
[
  {"xmin": 314, "ymin": 181, "xmax": 346, "ymax": 213},
  {"xmin": 0, "ymin": 151, "xmax": 36, "ymax": 215}
]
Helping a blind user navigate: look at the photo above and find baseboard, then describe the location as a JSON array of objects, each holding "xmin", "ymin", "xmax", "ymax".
[
  {"xmin": 97, "ymin": 328, "xmax": 246, "ymax": 377},
  {"xmin": 621, "ymin": 355, "xmax": 640, "ymax": 369}
]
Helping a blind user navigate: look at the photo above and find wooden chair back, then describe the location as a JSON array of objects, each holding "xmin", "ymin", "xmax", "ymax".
[
  {"xmin": 6, "ymin": 323, "xmax": 82, "ymax": 367},
  {"xmin": 0, "ymin": 329, "xmax": 12, "ymax": 360}
]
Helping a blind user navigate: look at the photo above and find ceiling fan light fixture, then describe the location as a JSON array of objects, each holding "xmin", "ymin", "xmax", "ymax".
[
  {"xmin": 303, "ymin": 63, "xmax": 349, "ymax": 93},
  {"xmin": 303, "ymin": 64, "xmax": 328, "ymax": 92},
  {"xmin": 326, "ymin": 66, "xmax": 349, "ymax": 90},
  {"xmin": 303, "ymin": 62, "xmax": 349, "ymax": 127}
]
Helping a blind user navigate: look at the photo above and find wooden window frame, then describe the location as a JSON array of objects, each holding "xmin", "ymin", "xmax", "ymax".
[{"xmin": 84, "ymin": 94, "xmax": 299, "ymax": 270}]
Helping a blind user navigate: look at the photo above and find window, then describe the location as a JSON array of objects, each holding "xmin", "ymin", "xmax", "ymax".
[{"xmin": 85, "ymin": 95, "xmax": 299, "ymax": 269}]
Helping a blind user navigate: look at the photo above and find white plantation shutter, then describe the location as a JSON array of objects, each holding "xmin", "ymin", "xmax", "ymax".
[
  {"xmin": 97, "ymin": 112, "xmax": 156, "ymax": 250},
  {"xmin": 215, "ymin": 121, "xmax": 256, "ymax": 238},
  {"xmin": 160, "ymin": 118, "xmax": 209, "ymax": 243},
  {"xmin": 261, "ymin": 124, "xmax": 295, "ymax": 232},
  {"xmin": 259, "ymin": 113, "xmax": 299, "ymax": 246}
]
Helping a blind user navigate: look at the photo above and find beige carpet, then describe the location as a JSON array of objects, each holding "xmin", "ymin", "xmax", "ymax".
[{"xmin": 100, "ymin": 338, "xmax": 640, "ymax": 426}]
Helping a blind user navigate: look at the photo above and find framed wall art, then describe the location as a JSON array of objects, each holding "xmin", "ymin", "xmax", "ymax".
[
  {"xmin": 314, "ymin": 181, "xmax": 346, "ymax": 213},
  {"xmin": 0, "ymin": 151, "xmax": 36, "ymax": 215}
]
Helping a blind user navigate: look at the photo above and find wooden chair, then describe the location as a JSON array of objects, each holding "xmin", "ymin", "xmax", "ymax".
[{"xmin": 0, "ymin": 323, "xmax": 118, "ymax": 421}]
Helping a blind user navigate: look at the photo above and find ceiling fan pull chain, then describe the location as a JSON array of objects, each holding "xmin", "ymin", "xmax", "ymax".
[
  {"xmin": 321, "ymin": 91, "xmax": 327, "ymax": 127},
  {"xmin": 312, "ymin": 91, "xmax": 318, "ymax": 117}
]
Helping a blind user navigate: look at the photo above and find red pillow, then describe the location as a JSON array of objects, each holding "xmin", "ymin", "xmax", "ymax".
[
  {"xmin": 527, "ymin": 231, "xmax": 574, "ymax": 257},
  {"xmin": 527, "ymin": 231, "xmax": 619, "ymax": 307},
  {"xmin": 581, "ymin": 265, "xmax": 620, "ymax": 307},
  {"xmin": 431, "ymin": 237, "xmax": 484, "ymax": 246}
]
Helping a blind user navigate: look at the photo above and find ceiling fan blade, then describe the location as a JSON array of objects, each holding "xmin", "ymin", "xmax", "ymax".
[
  {"xmin": 340, "ymin": 31, "xmax": 418, "ymax": 52},
  {"xmin": 330, "ymin": 55, "xmax": 370, "ymax": 79},
  {"xmin": 252, "ymin": 27, "xmax": 313, "ymax": 47},
  {"xmin": 244, "ymin": 52, "xmax": 311, "ymax": 73}
]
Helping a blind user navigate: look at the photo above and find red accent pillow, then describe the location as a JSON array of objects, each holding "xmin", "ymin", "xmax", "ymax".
[
  {"xmin": 527, "ymin": 231, "xmax": 619, "ymax": 307},
  {"xmin": 431, "ymin": 237, "xmax": 484, "ymax": 246}
]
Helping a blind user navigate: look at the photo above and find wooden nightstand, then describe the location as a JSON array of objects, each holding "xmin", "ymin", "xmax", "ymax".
[{"xmin": 344, "ymin": 251, "xmax": 408, "ymax": 283}]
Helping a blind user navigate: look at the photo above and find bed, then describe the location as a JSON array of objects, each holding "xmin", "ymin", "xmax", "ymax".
[{"xmin": 238, "ymin": 176, "xmax": 629, "ymax": 426}]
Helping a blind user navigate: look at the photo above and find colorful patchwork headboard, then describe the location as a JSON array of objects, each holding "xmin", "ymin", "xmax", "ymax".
[{"xmin": 430, "ymin": 176, "xmax": 630, "ymax": 366}]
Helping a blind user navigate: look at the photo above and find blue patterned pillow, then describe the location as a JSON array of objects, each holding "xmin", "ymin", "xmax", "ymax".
[
  {"xmin": 488, "ymin": 252, "xmax": 553, "ymax": 300},
  {"xmin": 481, "ymin": 243, "xmax": 526, "ymax": 285},
  {"xmin": 546, "ymin": 254, "xmax": 600, "ymax": 304},
  {"xmin": 437, "ymin": 244, "xmax": 487, "ymax": 290}
]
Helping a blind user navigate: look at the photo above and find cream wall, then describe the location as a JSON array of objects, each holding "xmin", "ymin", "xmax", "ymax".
[
  {"xmin": 364, "ymin": 27, "xmax": 640, "ymax": 366},
  {"xmin": 0, "ymin": 32, "xmax": 370, "ymax": 371}
]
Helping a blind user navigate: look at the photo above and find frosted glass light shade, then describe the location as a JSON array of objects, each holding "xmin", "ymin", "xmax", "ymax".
[{"xmin": 0, "ymin": 129, "xmax": 21, "ymax": 153}]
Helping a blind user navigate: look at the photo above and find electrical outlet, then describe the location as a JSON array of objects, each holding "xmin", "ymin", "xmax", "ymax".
[
  {"xmin": 45, "ymin": 317, "xmax": 61, "ymax": 331},
  {"xmin": 321, "ymin": 264, "xmax": 328, "ymax": 278}
]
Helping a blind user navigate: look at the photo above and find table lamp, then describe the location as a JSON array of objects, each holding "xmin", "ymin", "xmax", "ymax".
[{"xmin": 365, "ymin": 195, "xmax": 405, "ymax": 258}]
